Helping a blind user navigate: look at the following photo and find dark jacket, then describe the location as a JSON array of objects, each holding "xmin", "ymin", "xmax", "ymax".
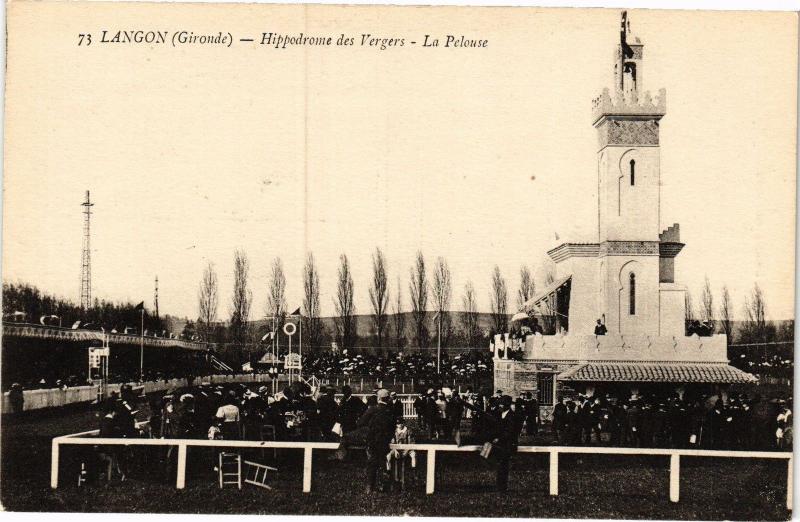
[
  {"xmin": 485, "ymin": 409, "xmax": 521, "ymax": 454},
  {"xmin": 317, "ymin": 394, "xmax": 338, "ymax": 432},
  {"xmin": 553, "ymin": 402, "xmax": 567, "ymax": 430},
  {"xmin": 413, "ymin": 396, "xmax": 426, "ymax": 417},
  {"xmin": 339, "ymin": 395, "xmax": 367, "ymax": 432},
  {"xmin": 367, "ymin": 403, "xmax": 397, "ymax": 452},
  {"xmin": 446, "ymin": 396, "xmax": 464, "ymax": 423},
  {"xmin": 392, "ymin": 399, "xmax": 404, "ymax": 421},
  {"xmin": 161, "ymin": 408, "xmax": 182, "ymax": 438}
]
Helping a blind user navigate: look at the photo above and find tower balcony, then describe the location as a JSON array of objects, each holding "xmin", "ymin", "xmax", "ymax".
[
  {"xmin": 592, "ymin": 87, "xmax": 667, "ymax": 126},
  {"xmin": 492, "ymin": 332, "xmax": 729, "ymax": 364}
]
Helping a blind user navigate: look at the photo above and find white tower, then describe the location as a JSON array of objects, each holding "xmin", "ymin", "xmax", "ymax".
[{"xmin": 592, "ymin": 12, "xmax": 681, "ymax": 336}]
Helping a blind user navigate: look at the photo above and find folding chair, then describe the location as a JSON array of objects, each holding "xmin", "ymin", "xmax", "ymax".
[
  {"xmin": 243, "ymin": 460, "xmax": 278, "ymax": 490},
  {"xmin": 218, "ymin": 452, "xmax": 242, "ymax": 489}
]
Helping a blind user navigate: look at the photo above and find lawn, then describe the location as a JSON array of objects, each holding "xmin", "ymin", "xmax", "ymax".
[{"xmin": 0, "ymin": 405, "xmax": 792, "ymax": 520}]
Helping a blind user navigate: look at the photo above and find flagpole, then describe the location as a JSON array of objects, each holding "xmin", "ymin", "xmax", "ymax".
[
  {"xmin": 299, "ymin": 312, "xmax": 302, "ymax": 377},
  {"xmin": 272, "ymin": 316, "xmax": 277, "ymax": 395},
  {"xmin": 437, "ymin": 314, "xmax": 441, "ymax": 375},
  {"xmin": 139, "ymin": 308, "xmax": 144, "ymax": 381}
]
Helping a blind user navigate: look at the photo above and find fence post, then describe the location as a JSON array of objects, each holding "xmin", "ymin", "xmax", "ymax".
[
  {"xmin": 303, "ymin": 447, "xmax": 313, "ymax": 493},
  {"xmin": 176, "ymin": 443, "xmax": 187, "ymax": 489},
  {"xmin": 669, "ymin": 454, "xmax": 680, "ymax": 503},
  {"xmin": 549, "ymin": 449, "xmax": 558, "ymax": 496},
  {"xmin": 50, "ymin": 439, "xmax": 60, "ymax": 489},
  {"xmin": 426, "ymin": 449, "xmax": 436, "ymax": 494},
  {"xmin": 787, "ymin": 455, "xmax": 793, "ymax": 511}
]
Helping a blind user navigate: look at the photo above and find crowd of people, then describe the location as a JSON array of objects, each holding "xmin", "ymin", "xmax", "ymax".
[
  {"xmin": 89, "ymin": 381, "xmax": 528, "ymax": 491},
  {"xmin": 731, "ymin": 351, "xmax": 794, "ymax": 380},
  {"xmin": 6, "ymin": 350, "xmax": 493, "ymax": 393},
  {"xmin": 74, "ymin": 380, "xmax": 795, "ymax": 492},
  {"xmin": 300, "ymin": 350, "xmax": 493, "ymax": 381},
  {"xmin": 549, "ymin": 391, "xmax": 793, "ymax": 451}
]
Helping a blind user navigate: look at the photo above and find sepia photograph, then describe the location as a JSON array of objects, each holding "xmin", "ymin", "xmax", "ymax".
[{"xmin": 0, "ymin": 2, "xmax": 797, "ymax": 519}]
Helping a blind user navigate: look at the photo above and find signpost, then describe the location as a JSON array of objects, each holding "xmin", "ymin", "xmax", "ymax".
[
  {"xmin": 88, "ymin": 335, "xmax": 110, "ymax": 401},
  {"xmin": 284, "ymin": 353, "xmax": 302, "ymax": 369},
  {"xmin": 283, "ymin": 322, "xmax": 298, "ymax": 383}
]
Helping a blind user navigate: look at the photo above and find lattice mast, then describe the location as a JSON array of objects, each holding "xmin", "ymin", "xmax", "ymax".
[
  {"xmin": 154, "ymin": 275, "xmax": 159, "ymax": 319},
  {"xmin": 80, "ymin": 191, "xmax": 94, "ymax": 311}
]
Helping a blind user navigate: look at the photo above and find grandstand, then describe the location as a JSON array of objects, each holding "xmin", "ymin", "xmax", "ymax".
[{"xmin": 1, "ymin": 323, "xmax": 212, "ymax": 390}]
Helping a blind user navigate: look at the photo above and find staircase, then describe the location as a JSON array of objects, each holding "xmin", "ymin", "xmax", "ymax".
[{"xmin": 209, "ymin": 355, "xmax": 234, "ymax": 373}]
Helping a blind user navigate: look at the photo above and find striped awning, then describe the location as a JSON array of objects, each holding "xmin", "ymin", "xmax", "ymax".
[
  {"xmin": 521, "ymin": 275, "xmax": 572, "ymax": 314},
  {"xmin": 557, "ymin": 362, "xmax": 757, "ymax": 384}
]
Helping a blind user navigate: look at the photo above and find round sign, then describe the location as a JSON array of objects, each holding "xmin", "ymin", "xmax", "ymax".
[{"xmin": 283, "ymin": 322, "xmax": 297, "ymax": 336}]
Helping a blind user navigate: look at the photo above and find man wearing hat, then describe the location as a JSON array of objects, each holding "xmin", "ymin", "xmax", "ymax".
[
  {"xmin": 8, "ymin": 383, "xmax": 24, "ymax": 415},
  {"xmin": 390, "ymin": 392, "xmax": 404, "ymax": 423},
  {"xmin": 486, "ymin": 395, "xmax": 520, "ymax": 491},
  {"xmin": 317, "ymin": 386, "xmax": 338, "ymax": 441},
  {"xmin": 339, "ymin": 385, "xmax": 366, "ymax": 433},
  {"xmin": 365, "ymin": 389, "xmax": 396, "ymax": 493}
]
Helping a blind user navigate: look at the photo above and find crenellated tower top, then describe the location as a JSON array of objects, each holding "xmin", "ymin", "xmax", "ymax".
[{"xmin": 592, "ymin": 11, "xmax": 666, "ymax": 127}]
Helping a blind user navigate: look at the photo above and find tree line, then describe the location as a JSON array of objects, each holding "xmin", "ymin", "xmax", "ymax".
[
  {"xmin": 686, "ymin": 276, "xmax": 793, "ymax": 345},
  {"xmin": 2, "ymin": 282, "xmax": 172, "ymax": 336},
  {"xmin": 3, "ymin": 262, "xmax": 791, "ymax": 363},
  {"xmin": 194, "ymin": 248, "xmax": 549, "ymax": 362}
]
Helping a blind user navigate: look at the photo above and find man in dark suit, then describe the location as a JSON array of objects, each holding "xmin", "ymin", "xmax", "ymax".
[
  {"xmin": 365, "ymin": 389, "xmax": 396, "ymax": 493},
  {"xmin": 413, "ymin": 393, "xmax": 426, "ymax": 426},
  {"xmin": 486, "ymin": 395, "xmax": 521, "ymax": 491},
  {"xmin": 522, "ymin": 392, "xmax": 539, "ymax": 436},
  {"xmin": 445, "ymin": 392, "xmax": 465, "ymax": 440},
  {"xmin": 552, "ymin": 397, "xmax": 568, "ymax": 443},
  {"xmin": 339, "ymin": 385, "xmax": 366, "ymax": 433},
  {"xmin": 317, "ymin": 386, "xmax": 338, "ymax": 441},
  {"xmin": 390, "ymin": 392, "xmax": 404, "ymax": 422}
]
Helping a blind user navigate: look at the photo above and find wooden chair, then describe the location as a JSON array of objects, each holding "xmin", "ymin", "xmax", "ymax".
[
  {"xmin": 243, "ymin": 460, "xmax": 278, "ymax": 490},
  {"xmin": 218, "ymin": 452, "xmax": 242, "ymax": 489}
]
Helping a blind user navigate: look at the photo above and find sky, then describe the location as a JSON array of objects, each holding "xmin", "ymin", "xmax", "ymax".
[{"xmin": 3, "ymin": 5, "xmax": 797, "ymax": 321}]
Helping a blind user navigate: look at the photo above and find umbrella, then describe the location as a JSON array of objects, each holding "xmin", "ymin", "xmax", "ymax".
[{"xmin": 511, "ymin": 312, "xmax": 529, "ymax": 322}]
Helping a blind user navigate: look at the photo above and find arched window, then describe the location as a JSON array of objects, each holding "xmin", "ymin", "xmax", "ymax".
[
  {"xmin": 630, "ymin": 159, "xmax": 636, "ymax": 186},
  {"xmin": 629, "ymin": 273, "xmax": 636, "ymax": 315}
]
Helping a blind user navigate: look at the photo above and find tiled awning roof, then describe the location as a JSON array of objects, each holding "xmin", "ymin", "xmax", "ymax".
[{"xmin": 557, "ymin": 362, "xmax": 757, "ymax": 384}]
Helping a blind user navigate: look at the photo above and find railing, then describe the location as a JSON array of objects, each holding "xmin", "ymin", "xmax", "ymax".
[
  {"xmin": 337, "ymin": 394, "xmax": 417, "ymax": 419},
  {"xmin": 50, "ymin": 431, "xmax": 792, "ymax": 510},
  {"xmin": 2, "ymin": 374, "xmax": 283, "ymax": 413},
  {"xmin": 317, "ymin": 375, "xmax": 486, "ymax": 394}
]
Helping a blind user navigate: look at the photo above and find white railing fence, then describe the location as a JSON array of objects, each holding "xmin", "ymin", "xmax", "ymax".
[
  {"xmin": 50, "ymin": 431, "xmax": 792, "ymax": 510},
  {"xmin": 3, "ymin": 374, "xmax": 283, "ymax": 413},
  {"xmin": 338, "ymin": 394, "xmax": 418, "ymax": 418}
]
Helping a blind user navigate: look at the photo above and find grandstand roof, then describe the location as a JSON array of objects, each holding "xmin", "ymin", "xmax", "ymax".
[{"xmin": 2, "ymin": 323, "xmax": 207, "ymax": 351}]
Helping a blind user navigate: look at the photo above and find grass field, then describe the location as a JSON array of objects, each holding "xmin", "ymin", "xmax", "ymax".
[{"xmin": 0, "ymin": 405, "xmax": 792, "ymax": 520}]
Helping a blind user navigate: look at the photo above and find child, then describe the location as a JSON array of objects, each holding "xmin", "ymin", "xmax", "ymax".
[
  {"xmin": 208, "ymin": 420, "xmax": 224, "ymax": 440},
  {"xmin": 386, "ymin": 419, "xmax": 416, "ymax": 490}
]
